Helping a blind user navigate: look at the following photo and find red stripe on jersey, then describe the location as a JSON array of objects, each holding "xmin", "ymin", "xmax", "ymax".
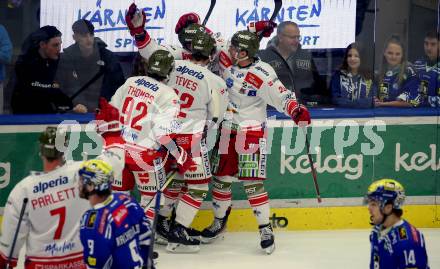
[
  {"xmin": 185, "ymin": 178, "xmax": 211, "ymax": 185},
  {"xmin": 181, "ymin": 194, "xmax": 202, "ymax": 209},
  {"xmin": 146, "ymin": 208, "xmax": 155, "ymax": 220},
  {"xmin": 245, "ymin": 72, "xmax": 263, "ymax": 89},
  {"xmin": 163, "ymin": 189, "xmax": 180, "ymax": 199},
  {"xmin": 248, "ymin": 192, "xmax": 269, "ymax": 207},
  {"xmin": 219, "ymin": 51, "xmax": 232, "ymax": 68},
  {"xmin": 25, "ymin": 257, "xmax": 85, "ymax": 269},
  {"xmin": 410, "ymin": 224, "xmax": 419, "ymax": 243},
  {"xmin": 136, "ymin": 33, "xmax": 151, "ymax": 49},
  {"xmin": 212, "ymin": 189, "xmax": 232, "ymax": 201}
]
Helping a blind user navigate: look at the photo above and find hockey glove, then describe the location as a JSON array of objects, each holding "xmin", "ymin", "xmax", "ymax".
[
  {"xmin": 175, "ymin": 12, "xmax": 201, "ymax": 34},
  {"xmin": 95, "ymin": 97, "xmax": 120, "ymax": 135},
  {"xmin": 286, "ymin": 100, "xmax": 311, "ymax": 126},
  {"xmin": 125, "ymin": 3, "xmax": 151, "ymax": 48},
  {"xmin": 175, "ymin": 145, "xmax": 197, "ymax": 174},
  {"xmin": 248, "ymin": 21, "xmax": 277, "ymax": 38}
]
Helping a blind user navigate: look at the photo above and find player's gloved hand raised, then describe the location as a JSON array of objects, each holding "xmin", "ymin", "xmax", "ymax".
[
  {"xmin": 286, "ymin": 100, "xmax": 311, "ymax": 126},
  {"xmin": 175, "ymin": 12, "xmax": 201, "ymax": 34},
  {"xmin": 126, "ymin": 3, "xmax": 146, "ymax": 36},
  {"xmin": 175, "ymin": 146, "xmax": 197, "ymax": 174},
  {"xmin": 248, "ymin": 21, "xmax": 277, "ymax": 37},
  {"xmin": 95, "ymin": 97, "xmax": 120, "ymax": 135}
]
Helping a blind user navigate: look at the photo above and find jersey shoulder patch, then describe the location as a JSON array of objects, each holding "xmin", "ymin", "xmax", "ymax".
[
  {"xmin": 111, "ymin": 204, "xmax": 129, "ymax": 227},
  {"xmin": 244, "ymin": 72, "xmax": 263, "ymax": 89},
  {"xmin": 219, "ymin": 51, "xmax": 232, "ymax": 68}
]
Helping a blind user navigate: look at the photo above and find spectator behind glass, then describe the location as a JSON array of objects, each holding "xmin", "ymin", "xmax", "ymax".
[
  {"xmin": 375, "ymin": 35, "xmax": 420, "ymax": 107},
  {"xmin": 412, "ymin": 30, "xmax": 440, "ymax": 107},
  {"xmin": 330, "ymin": 42, "xmax": 375, "ymax": 108},
  {"xmin": 0, "ymin": 24, "xmax": 12, "ymax": 114},
  {"xmin": 57, "ymin": 19, "xmax": 125, "ymax": 113},
  {"xmin": 11, "ymin": 26, "xmax": 73, "ymax": 114},
  {"xmin": 257, "ymin": 21, "xmax": 327, "ymax": 106}
]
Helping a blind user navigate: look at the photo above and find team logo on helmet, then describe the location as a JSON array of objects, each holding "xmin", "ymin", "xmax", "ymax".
[
  {"xmin": 79, "ymin": 159, "xmax": 114, "ymax": 192},
  {"xmin": 366, "ymin": 178, "xmax": 406, "ymax": 209}
]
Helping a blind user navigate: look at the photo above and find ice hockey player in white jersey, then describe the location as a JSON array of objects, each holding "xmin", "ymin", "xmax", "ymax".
[
  {"xmin": 0, "ymin": 127, "xmax": 90, "ymax": 269},
  {"xmin": 106, "ymin": 49, "xmax": 195, "ymax": 218},
  {"xmin": 201, "ymin": 30, "xmax": 311, "ymax": 255},
  {"xmin": 153, "ymin": 32, "xmax": 228, "ymax": 253}
]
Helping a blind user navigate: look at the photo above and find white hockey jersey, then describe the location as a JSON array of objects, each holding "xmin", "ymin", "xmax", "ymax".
[
  {"xmin": 0, "ymin": 161, "xmax": 89, "ymax": 267},
  {"xmin": 169, "ymin": 60, "xmax": 228, "ymax": 134},
  {"xmin": 110, "ymin": 76, "xmax": 180, "ymax": 152},
  {"xmin": 218, "ymin": 52, "xmax": 297, "ymax": 129}
]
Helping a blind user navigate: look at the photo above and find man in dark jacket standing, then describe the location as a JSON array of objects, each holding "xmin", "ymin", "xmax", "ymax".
[
  {"xmin": 257, "ymin": 21, "xmax": 327, "ymax": 106},
  {"xmin": 11, "ymin": 26, "xmax": 72, "ymax": 114},
  {"xmin": 58, "ymin": 19, "xmax": 125, "ymax": 113}
]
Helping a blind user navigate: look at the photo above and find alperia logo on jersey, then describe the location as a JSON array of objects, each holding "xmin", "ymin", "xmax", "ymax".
[
  {"xmin": 175, "ymin": 65, "xmax": 205, "ymax": 80},
  {"xmin": 134, "ymin": 78, "xmax": 159, "ymax": 91},
  {"xmin": 33, "ymin": 176, "xmax": 69, "ymax": 193}
]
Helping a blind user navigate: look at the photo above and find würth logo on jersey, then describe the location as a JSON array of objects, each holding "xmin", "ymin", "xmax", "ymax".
[
  {"xmin": 245, "ymin": 72, "xmax": 263, "ymax": 89},
  {"xmin": 33, "ymin": 176, "xmax": 68, "ymax": 193}
]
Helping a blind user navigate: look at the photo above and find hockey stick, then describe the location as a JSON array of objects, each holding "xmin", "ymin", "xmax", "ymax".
[
  {"xmin": 146, "ymin": 189, "xmax": 162, "ymax": 269},
  {"xmin": 202, "ymin": 0, "xmax": 216, "ymax": 26},
  {"xmin": 258, "ymin": 0, "xmax": 282, "ymax": 41},
  {"xmin": 6, "ymin": 198, "xmax": 28, "ymax": 269},
  {"xmin": 300, "ymin": 126, "xmax": 322, "ymax": 203},
  {"xmin": 142, "ymin": 170, "xmax": 177, "ymax": 210}
]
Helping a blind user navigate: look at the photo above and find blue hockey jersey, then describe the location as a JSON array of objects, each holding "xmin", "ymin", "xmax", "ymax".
[
  {"xmin": 370, "ymin": 220, "xmax": 430, "ymax": 269},
  {"xmin": 412, "ymin": 59, "xmax": 440, "ymax": 107},
  {"xmin": 330, "ymin": 70, "xmax": 376, "ymax": 108},
  {"xmin": 80, "ymin": 193, "xmax": 152, "ymax": 269},
  {"xmin": 378, "ymin": 65, "xmax": 420, "ymax": 104}
]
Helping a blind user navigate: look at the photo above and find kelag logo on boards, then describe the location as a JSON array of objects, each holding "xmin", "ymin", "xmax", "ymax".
[{"xmin": 0, "ymin": 162, "xmax": 11, "ymax": 189}]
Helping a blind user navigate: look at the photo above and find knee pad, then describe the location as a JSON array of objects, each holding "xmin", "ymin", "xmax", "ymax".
[{"xmin": 243, "ymin": 180, "xmax": 265, "ymax": 197}]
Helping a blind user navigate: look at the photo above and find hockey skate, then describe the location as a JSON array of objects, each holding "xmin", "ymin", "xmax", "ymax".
[
  {"xmin": 155, "ymin": 215, "xmax": 169, "ymax": 245},
  {"xmin": 166, "ymin": 222, "xmax": 201, "ymax": 253},
  {"xmin": 200, "ymin": 206, "xmax": 231, "ymax": 244},
  {"xmin": 259, "ymin": 223, "xmax": 275, "ymax": 254}
]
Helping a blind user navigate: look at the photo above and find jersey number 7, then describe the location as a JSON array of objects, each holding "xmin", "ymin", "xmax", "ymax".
[{"xmin": 50, "ymin": 206, "xmax": 66, "ymax": 240}]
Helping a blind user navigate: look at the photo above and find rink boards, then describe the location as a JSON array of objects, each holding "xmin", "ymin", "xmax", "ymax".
[{"xmin": 0, "ymin": 109, "xmax": 439, "ymax": 230}]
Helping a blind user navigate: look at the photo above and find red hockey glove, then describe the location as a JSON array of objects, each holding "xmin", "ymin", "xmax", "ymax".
[
  {"xmin": 126, "ymin": 3, "xmax": 146, "ymax": 36},
  {"xmin": 175, "ymin": 12, "xmax": 201, "ymax": 34},
  {"xmin": 96, "ymin": 98, "xmax": 120, "ymax": 135},
  {"xmin": 286, "ymin": 100, "xmax": 311, "ymax": 126},
  {"xmin": 248, "ymin": 20, "xmax": 277, "ymax": 37},
  {"xmin": 175, "ymin": 146, "xmax": 197, "ymax": 174},
  {"xmin": 126, "ymin": 3, "xmax": 151, "ymax": 48}
]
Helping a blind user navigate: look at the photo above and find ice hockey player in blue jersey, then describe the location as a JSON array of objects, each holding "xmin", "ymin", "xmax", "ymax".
[
  {"xmin": 366, "ymin": 179, "xmax": 430, "ymax": 269},
  {"xmin": 78, "ymin": 159, "xmax": 153, "ymax": 269},
  {"xmin": 412, "ymin": 30, "xmax": 440, "ymax": 107}
]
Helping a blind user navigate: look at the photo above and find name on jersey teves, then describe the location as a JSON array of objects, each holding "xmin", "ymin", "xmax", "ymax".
[
  {"xmin": 176, "ymin": 65, "xmax": 205, "ymax": 80},
  {"xmin": 134, "ymin": 78, "xmax": 159, "ymax": 92},
  {"xmin": 33, "ymin": 176, "xmax": 68, "ymax": 193}
]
